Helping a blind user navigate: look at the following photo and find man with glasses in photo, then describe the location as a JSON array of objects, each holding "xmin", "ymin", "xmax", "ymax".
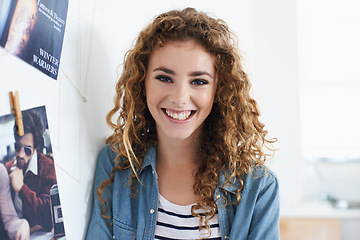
[{"xmin": 5, "ymin": 110, "xmax": 56, "ymax": 238}]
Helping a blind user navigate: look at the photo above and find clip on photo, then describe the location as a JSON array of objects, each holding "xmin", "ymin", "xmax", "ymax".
[{"xmin": 9, "ymin": 91, "xmax": 24, "ymax": 136}]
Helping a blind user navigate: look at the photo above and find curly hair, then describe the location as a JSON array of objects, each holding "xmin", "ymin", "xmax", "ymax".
[{"xmin": 98, "ymin": 7, "xmax": 276, "ymax": 237}]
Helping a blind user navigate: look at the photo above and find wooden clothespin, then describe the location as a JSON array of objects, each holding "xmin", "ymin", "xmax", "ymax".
[{"xmin": 9, "ymin": 91, "xmax": 24, "ymax": 136}]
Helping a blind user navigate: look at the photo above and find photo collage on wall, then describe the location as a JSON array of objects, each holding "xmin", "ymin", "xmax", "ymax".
[
  {"xmin": 0, "ymin": 0, "xmax": 69, "ymax": 79},
  {"xmin": 0, "ymin": 106, "xmax": 66, "ymax": 240}
]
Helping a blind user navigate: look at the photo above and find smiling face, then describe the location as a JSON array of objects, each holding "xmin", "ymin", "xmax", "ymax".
[{"xmin": 145, "ymin": 40, "xmax": 217, "ymax": 143}]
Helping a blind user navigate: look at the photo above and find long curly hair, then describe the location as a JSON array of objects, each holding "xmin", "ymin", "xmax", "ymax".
[{"xmin": 98, "ymin": 7, "xmax": 276, "ymax": 237}]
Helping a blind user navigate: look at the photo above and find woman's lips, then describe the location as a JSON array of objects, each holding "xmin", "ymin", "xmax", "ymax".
[{"xmin": 162, "ymin": 108, "xmax": 195, "ymax": 121}]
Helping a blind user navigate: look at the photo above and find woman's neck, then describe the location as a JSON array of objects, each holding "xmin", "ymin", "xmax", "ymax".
[
  {"xmin": 156, "ymin": 137, "xmax": 199, "ymax": 168},
  {"xmin": 155, "ymin": 122, "xmax": 204, "ymax": 167},
  {"xmin": 155, "ymin": 132, "xmax": 202, "ymax": 205}
]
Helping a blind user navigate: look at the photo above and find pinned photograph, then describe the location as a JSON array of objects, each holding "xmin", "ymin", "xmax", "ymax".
[
  {"xmin": 0, "ymin": 0, "xmax": 68, "ymax": 80},
  {"xmin": 0, "ymin": 106, "xmax": 66, "ymax": 239}
]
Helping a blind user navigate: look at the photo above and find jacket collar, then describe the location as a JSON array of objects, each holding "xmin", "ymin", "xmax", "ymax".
[
  {"xmin": 217, "ymin": 170, "xmax": 242, "ymax": 194},
  {"xmin": 26, "ymin": 150, "xmax": 38, "ymax": 175},
  {"xmin": 139, "ymin": 145, "xmax": 157, "ymax": 175}
]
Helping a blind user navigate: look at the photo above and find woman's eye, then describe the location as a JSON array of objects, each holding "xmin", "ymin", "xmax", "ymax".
[
  {"xmin": 191, "ymin": 79, "xmax": 209, "ymax": 85},
  {"xmin": 155, "ymin": 75, "xmax": 172, "ymax": 83}
]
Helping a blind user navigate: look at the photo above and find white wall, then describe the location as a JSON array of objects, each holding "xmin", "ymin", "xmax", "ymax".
[
  {"xmin": 250, "ymin": 0, "xmax": 303, "ymax": 207},
  {"xmin": 0, "ymin": 0, "xmax": 300, "ymax": 239}
]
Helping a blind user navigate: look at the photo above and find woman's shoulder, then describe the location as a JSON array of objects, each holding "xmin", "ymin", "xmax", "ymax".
[
  {"xmin": 242, "ymin": 165, "xmax": 278, "ymax": 192},
  {"xmin": 93, "ymin": 144, "xmax": 132, "ymax": 190},
  {"xmin": 98, "ymin": 144, "xmax": 118, "ymax": 159},
  {"xmin": 95, "ymin": 144, "xmax": 119, "ymax": 172},
  {"xmin": 95, "ymin": 144, "xmax": 137, "ymax": 175},
  {"xmin": 219, "ymin": 165, "xmax": 277, "ymax": 194}
]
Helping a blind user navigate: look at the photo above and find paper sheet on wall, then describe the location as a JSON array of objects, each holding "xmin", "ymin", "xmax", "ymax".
[
  {"xmin": 0, "ymin": 0, "xmax": 68, "ymax": 80},
  {"xmin": 0, "ymin": 106, "xmax": 66, "ymax": 240}
]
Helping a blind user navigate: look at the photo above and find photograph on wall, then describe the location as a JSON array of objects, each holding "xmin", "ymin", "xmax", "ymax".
[
  {"xmin": 0, "ymin": 0, "xmax": 68, "ymax": 80},
  {"xmin": 0, "ymin": 106, "xmax": 66, "ymax": 240}
]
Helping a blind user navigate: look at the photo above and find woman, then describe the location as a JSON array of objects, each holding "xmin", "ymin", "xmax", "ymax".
[{"xmin": 87, "ymin": 8, "xmax": 279, "ymax": 240}]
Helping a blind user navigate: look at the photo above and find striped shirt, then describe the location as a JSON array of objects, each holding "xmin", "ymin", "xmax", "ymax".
[{"xmin": 154, "ymin": 194, "xmax": 221, "ymax": 240}]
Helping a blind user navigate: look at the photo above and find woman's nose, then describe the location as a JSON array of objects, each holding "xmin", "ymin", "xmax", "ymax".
[{"xmin": 170, "ymin": 83, "xmax": 189, "ymax": 106}]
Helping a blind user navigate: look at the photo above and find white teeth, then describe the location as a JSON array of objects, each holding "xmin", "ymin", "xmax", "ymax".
[{"xmin": 165, "ymin": 109, "xmax": 192, "ymax": 120}]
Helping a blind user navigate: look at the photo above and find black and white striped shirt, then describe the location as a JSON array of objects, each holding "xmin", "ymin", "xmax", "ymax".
[{"xmin": 154, "ymin": 194, "xmax": 221, "ymax": 240}]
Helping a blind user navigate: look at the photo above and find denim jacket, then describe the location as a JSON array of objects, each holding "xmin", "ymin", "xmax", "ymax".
[{"xmin": 86, "ymin": 145, "xmax": 279, "ymax": 240}]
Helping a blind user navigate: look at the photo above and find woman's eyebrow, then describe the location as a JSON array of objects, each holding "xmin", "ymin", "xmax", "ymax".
[
  {"xmin": 153, "ymin": 67, "xmax": 174, "ymax": 75},
  {"xmin": 190, "ymin": 71, "xmax": 213, "ymax": 79},
  {"xmin": 153, "ymin": 67, "xmax": 213, "ymax": 79}
]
